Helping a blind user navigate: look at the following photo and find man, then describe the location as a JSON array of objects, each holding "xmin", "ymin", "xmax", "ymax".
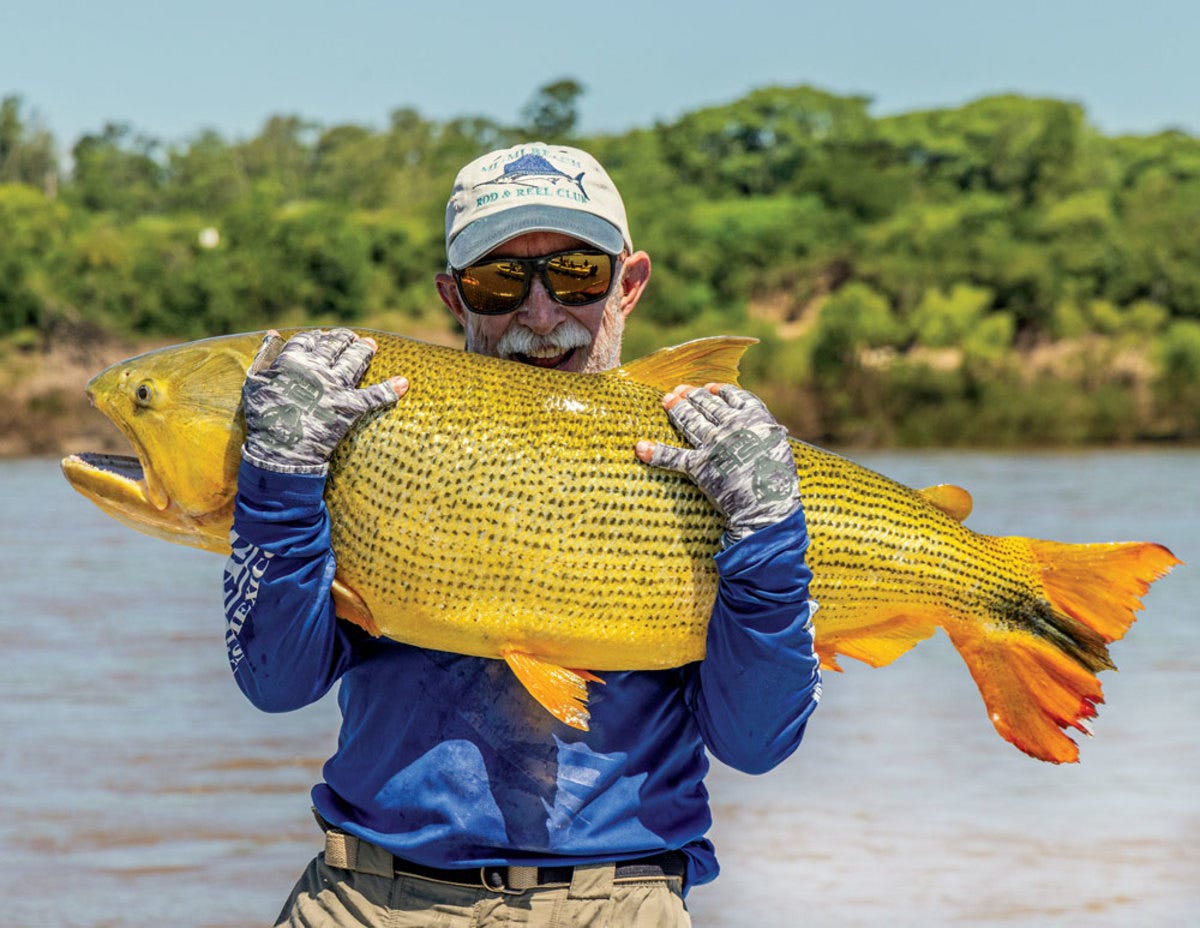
[{"xmin": 225, "ymin": 143, "xmax": 821, "ymax": 927}]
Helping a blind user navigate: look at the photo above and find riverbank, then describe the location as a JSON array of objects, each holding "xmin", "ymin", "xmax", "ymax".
[{"xmin": 0, "ymin": 325, "xmax": 151, "ymax": 458}]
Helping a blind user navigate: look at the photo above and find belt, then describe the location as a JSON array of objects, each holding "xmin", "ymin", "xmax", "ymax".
[
  {"xmin": 399, "ymin": 851, "xmax": 687, "ymax": 892},
  {"xmin": 318, "ymin": 816, "xmax": 687, "ymax": 893}
]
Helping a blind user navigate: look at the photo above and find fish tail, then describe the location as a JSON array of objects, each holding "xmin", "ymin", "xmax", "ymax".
[
  {"xmin": 1031, "ymin": 540, "xmax": 1181, "ymax": 642},
  {"xmin": 945, "ymin": 540, "xmax": 1180, "ymax": 763}
]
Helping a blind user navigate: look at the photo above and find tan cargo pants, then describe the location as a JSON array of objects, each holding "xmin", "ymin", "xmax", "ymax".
[{"xmin": 274, "ymin": 833, "xmax": 692, "ymax": 927}]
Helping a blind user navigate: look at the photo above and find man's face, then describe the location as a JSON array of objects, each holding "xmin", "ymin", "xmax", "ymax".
[{"xmin": 437, "ymin": 231, "xmax": 649, "ymax": 374}]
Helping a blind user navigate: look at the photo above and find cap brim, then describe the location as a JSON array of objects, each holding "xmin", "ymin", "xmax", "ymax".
[{"xmin": 447, "ymin": 205, "xmax": 625, "ymax": 269}]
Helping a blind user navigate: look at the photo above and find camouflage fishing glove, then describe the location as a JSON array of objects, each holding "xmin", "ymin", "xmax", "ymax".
[
  {"xmin": 639, "ymin": 384, "xmax": 800, "ymax": 545},
  {"xmin": 241, "ymin": 328, "xmax": 402, "ymax": 475}
]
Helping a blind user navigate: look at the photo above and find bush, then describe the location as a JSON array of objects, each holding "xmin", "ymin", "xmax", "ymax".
[
  {"xmin": 0, "ymin": 185, "xmax": 67, "ymax": 334},
  {"xmin": 909, "ymin": 283, "xmax": 993, "ymax": 347}
]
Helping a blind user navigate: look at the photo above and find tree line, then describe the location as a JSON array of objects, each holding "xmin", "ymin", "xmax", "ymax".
[{"xmin": 2, "ymin": 82, "xmax": 1197, "ymax": 444}]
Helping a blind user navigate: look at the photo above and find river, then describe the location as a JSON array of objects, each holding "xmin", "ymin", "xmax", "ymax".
[{"xmin": 2, "ymin": 450, "xmax": 1196, "ymax": 927}]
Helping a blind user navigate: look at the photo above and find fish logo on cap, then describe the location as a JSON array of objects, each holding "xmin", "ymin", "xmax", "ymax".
[{"xmin": 474, "ymin": 153, "xmax": 590, "ymax": 201}]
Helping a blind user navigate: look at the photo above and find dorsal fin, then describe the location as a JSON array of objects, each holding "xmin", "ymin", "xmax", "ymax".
[
  {"xmin": 919, "ymin": 484, "xmax": 974, "ymax": 522},
  {"xmin": 617, "ymin": 336, "xmax": 759, "ymax": 392}
]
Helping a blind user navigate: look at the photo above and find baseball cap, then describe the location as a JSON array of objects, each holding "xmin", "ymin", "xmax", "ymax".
[{"xmin": 444, "ymin": 143, "xmax": 633, "ymax": 269}]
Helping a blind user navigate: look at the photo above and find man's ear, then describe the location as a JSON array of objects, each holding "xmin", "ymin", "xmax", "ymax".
[
  {"xmin": 436, "ymin": 273, "xmax": 470, "ymax": 329},
  {"xmin": 617, "ymin": 251, "xmax": 651, "ymax": 319}
]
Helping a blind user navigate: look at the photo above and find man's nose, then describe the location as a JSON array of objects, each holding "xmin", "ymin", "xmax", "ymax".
[{"xmin": 515, "ymin": 277, "xmax": 567, "ymax": 334}]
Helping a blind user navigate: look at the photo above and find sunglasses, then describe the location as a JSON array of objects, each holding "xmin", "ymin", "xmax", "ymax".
[{"xmin": 454, "ymin": 249, "xmax": 616, "ymax": 315}]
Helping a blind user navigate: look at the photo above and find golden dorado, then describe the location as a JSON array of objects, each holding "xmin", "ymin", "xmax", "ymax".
[{"xmin": 61, "ymin": 330, "xmax": 1179, "ymax": 763}]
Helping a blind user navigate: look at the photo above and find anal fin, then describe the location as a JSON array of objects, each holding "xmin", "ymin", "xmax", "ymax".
[
  {"xmin": 814, "ymin": 608, "xmax": 940, "ymax": 673},
  {"xmin": 502, "ymin": 650, "xmax": 605, "ymax": 731}
]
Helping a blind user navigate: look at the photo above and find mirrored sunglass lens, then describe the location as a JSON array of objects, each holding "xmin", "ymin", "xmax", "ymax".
[
  {"xmin": 545, "ymin": 252, "xmax": 612, "ymax": 304},
  {"xmin": 460, "ymin": 260, "xmax": 529, "ymax": 313}
]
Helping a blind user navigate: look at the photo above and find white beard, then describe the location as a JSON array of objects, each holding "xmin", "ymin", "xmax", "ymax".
[{"xmin": 464, "ymin": 294, "xmax": 627, "ymax": 373}]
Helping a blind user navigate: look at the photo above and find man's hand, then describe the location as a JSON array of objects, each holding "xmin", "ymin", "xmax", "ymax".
[
  {"xmin": 242, "ymin": 328, "xmax": 408, "ymax": 475},
  {"xmin": 636, "ymin": 383, "xmax": 799, "ymax": 545}
]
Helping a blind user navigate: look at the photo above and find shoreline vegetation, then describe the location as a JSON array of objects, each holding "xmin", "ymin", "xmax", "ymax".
[{"xmin": 2, "ymin": 82, "xmax": 1199, "ymax": 455}]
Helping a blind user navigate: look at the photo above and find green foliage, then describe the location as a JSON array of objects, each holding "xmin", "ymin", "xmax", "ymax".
[
  {"xmin": 4, "ymin": 82, "xmax": 1200, "ymax": 446},
  {"xmin": 659, "ymin": 85, "xmax": 876, "ymax": 197},
  {"xmin": 810, "ymin": 282, "xmax": 906, "ymax": 377},
  {"xmin": 909, "ymin": 284, "xmax": 993, "ymax": 348},
  {"xmin": 879, "ymin": 95, "xmax": 1105, "ymax": 202},
  {"xmin": 0, "ymin": 96, "xmax": 58, "ymax": 190},
  {"xmin": 1115, "ymin": 171, "xmax": 1200, "ymax": 313},
  {"xmin": 165, "ymin": 129, "xmax": 250, "ymax": 213},
  {"xmin": 1154, "ymin": 321, "xmax": 1200, "ymax": 438},
  {"xmin": 69, "ymin": 122, "xmax": 164, "ymax": 215},
  {"xmin": 0, "ymin": 184, "xmax": 67, "ymax": 331},
  {"xmin": 520, "ymin": 79, "xmax": 585, "ymax": 141}
]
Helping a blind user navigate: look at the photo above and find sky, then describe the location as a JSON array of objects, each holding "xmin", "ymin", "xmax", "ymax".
[{"xmin": 3, "ymin": 0, "xmax": 1197, "ymax": 152}]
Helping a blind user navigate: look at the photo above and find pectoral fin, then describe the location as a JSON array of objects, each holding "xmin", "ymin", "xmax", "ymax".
[
  {"xmin": 502, "ymin": 650, "xmax": 605, "ymax": 731},
  {"xmin": 332, "ymin": 577, "xmax": 380, "ymax": 637}
]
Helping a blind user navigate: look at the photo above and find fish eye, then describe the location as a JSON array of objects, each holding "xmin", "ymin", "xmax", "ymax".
[{"xmin": 134, "ymin": 381, "xmax": 155, "ymax": 406}]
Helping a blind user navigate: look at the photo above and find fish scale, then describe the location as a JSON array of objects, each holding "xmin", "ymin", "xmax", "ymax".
[
  {"xmin": 60, "ymin": 329, "xmax": 1179, "ymax": 762},
  {"xmin": 325, "ymin": 337, "xmax": 722, "ymax": 669}
]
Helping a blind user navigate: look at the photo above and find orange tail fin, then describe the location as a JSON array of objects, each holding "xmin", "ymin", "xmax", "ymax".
[
  {"xmin": 1031, "ymin": 540, "xmax": 1180, "ymax": 641},
  {"xmin": 947, "ymin": 540, "xmax": 1179, "ymax": 763}
]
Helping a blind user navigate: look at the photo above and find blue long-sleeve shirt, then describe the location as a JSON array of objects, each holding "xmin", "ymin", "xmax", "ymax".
[{"xmin": 224, "ymin": 459, "xmax": 820, "ymax": 889}]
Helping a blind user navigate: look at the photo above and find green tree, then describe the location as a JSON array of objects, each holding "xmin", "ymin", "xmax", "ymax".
[
  {"xmin": 909, "ymin": 284, "xmax": 994, "ymax": 347},
  {"xmin": 810, "ymin": 282, "xmax": 906, "ymax": 375},
  {"xmin": 520, "ymin": 79, "xmax": 584, "ymax": 140},
  {"xmin": 239, "ymin": 114, "xmax": 317, "ymax": 202},
  {"xmin": 0, "ymin": 95, "xmax": 58, "ymax": 193},
  {"xmin": 0, "ymin": 184, "xmax": 67, "ymax": 333},
  {"xmin": 70, "ymin": 122, "xmax": 164, "ymax": 214},
  {"xmin": 311, "ymin": 123, "xmax": 389, "ymax": 206},
  {"xmin": 1154, "ymin": 321, "xmax": 1200, "ymax": 438},
  {"xmin": 164, "ymin": 129, "xmax": 249, "ymax": 213},
  {"xmin": 879, "ymin": 95, "xmax": 1105, "ymax": 205},
  {"xmin": 1114, "ymin": 170, "xmax": 1200, "ymax": 314},
  {"xmin": 659, "ymin": 85, "xmax": 876, "ymax": 197}
]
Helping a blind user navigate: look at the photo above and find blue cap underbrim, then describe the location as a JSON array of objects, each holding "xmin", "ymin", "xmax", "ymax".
[{"xmin": 447, "ymin": 205, "xmax": 624, "ymax": 269}]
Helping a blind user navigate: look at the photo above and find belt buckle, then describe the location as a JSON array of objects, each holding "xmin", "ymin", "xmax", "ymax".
[{"xmin": 480, "ymin": 865, "xmax": 522, "ymax": 895}]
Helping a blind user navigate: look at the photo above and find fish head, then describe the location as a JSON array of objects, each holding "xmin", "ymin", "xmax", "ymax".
[{"xmin": 61, "ymin": 332, "xmax": 263, "ymax": 553}]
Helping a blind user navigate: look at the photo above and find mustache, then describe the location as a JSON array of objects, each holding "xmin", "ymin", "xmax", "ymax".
[{"xmin": 496, "ymin": 317, "xmax": 594, "ymax": 358}]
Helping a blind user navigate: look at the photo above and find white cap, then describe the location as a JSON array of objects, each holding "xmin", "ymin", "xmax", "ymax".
[{"xmin": 444, "ymin": 142, "xmax": 633, "ymax": 269}]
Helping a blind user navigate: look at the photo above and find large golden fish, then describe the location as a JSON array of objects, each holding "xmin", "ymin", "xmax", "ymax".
[{"xmin": 61, "ymin": 330, "xmax": 1179, "ymax": 763}]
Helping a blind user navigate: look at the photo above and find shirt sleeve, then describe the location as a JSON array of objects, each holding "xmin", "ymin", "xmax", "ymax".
[
  {"xmin": 223, "ymin": 458, "xmax": 364, "ymax": 712},
  {"xmin": 684, "ymin": 506, "xmax": 822, "ymax": 774}
]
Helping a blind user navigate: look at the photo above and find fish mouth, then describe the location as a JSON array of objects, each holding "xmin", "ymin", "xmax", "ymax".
[
  {"xmin": 69, "ymin": 451, "xmax": 145, "ymax": 485},
  {"xmin": 62, "ymin": 448, "xmax": 226, "ymax": 551},
  {"xmin": 61, "ymin": 448, "xmax": 172, "ymax": 537}
]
